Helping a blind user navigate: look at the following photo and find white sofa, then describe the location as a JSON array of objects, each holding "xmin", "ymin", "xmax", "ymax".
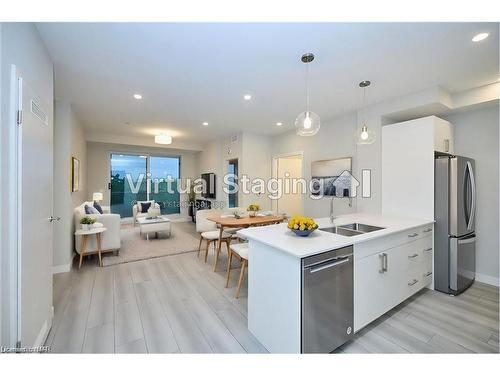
[
  {"xmin": 133, "ymin": 200, "xmax": 161, "ymax": 226},
  {"xmin": 74, "ymin": 202, "xmax": 121, "ymax": 254}
]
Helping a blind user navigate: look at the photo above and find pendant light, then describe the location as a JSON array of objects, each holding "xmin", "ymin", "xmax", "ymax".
[
  {"xmin": 356, "ymin": 80, "xmax": 375, "ymax": 145},
  {"xmin": 295, "ymin": 53, "xmax": 320, "ymax": 136}
]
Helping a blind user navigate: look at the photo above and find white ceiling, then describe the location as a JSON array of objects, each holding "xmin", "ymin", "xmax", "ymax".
[{"xmin": 36, "ymin": 22, "xmax": 499, "ymax": 147}]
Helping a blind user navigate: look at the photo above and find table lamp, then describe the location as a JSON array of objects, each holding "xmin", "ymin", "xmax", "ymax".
[{"xmin": 93, "ymin": 192, "xmax": 103, "ymax": 203}]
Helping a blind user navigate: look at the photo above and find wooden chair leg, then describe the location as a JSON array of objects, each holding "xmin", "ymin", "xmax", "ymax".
[
  {"xmin": 204, "ymin": 239, "xmax": 211, "ymax": 263},
  {"xmin": 225, "ymin": 250, "xmax": 234, "ymax": 288},
  {"xmin": 213, "ymin": 240, "xmax": 221, "ymax": 272},
  {"xmin": 235, "ymin": 259, "xmax": 247, "ymax": 299},
  {"xmin": 197, "ymin": 235, "xmax": 203, "ymax": 257},
  {"xmin": 225, "ymin": 240, "xmax": 231, "ymax": 266}
]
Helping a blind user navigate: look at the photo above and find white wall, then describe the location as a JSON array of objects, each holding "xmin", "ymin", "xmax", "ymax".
[
  {"xmin": 53, "ymin": 101, "xmax": 87, "ymax": 272},
  {"xmin": 196, "ymin": 134, "xmax": 238, "ymax": 208},
  {"xmin": 0, "ymin": 22, "xmax": 54, "ymax": 346},
  {"xmin": 271, "ymin": 112, "xmax": 358, "ymax": 218},
  {"xmin": 195, "ymin": 132, "xmax": 273, "ymax": 210},
  {"xmin": 443, "ymin": 104, "xmax": 499, "ymax": 285},
  {"xmin": 241, "ymin": 133, "xmax": 272, "ymax": 210},
  {"xmin": 86, "ymin": 142, "xmax": 198, "ymax": 219}
]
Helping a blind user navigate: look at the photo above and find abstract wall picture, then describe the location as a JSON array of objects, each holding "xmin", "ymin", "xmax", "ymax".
[{"xmin": 311, "ymin": 157, "xmax": 353, "ymax": 197}]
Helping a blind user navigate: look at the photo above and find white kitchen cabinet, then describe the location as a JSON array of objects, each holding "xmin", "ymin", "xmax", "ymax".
[
  {"xmin": 354, "ymin": 226, "xmax": 433, "ymax": 331},
  {"xmin": 382, "ymin": 115, "xmax": 454, "ymax": 221},
  {"xmin": 354, "ymin": 245, "xmax": 404, "ymax": 330}
]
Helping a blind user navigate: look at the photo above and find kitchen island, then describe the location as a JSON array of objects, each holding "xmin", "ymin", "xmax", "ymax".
[{"xmin": 238, "ymin": 213, "xmax": 434, "ymax": 353}]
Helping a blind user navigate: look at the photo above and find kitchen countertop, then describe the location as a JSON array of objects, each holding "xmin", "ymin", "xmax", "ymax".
[{"xmin": 238, "ymin": 213, "xmax": 434, "ymax": 258}]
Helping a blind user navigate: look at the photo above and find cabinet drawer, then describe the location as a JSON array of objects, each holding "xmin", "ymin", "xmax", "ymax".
[
  {"xmin": 421, "ymin": 269, "xmax": 433, "ymax": 286},
  {"xmin": 355, "ymin": 224, "xmax": 433, "ymax": 260},
  {"xmin": 404, "ymin": 237, "xmax": 432, "ymax": 270},
  {"xmin": 421, "ymin": 245, "xmax": 433, "ymax": 266},
  {"xmin": 405, "ymin": 268, "xmax": 423, "ymax": 298}
]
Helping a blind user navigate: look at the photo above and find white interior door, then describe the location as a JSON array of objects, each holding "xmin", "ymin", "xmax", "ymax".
[{"xmin": 16, "ymin": 69, "xmax": 54, "ymax": 346}]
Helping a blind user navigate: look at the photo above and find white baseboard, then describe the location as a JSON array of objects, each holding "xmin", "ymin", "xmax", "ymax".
[
  {"xmin": 33, "ymin": 310, "xmax": 53, "ymax": 347},
  {"xmin": 475, "ymin": 272, "xmax": 500, "ymax": 287},
  {"xmin": 52, "ymin": 263, "xmax": 72, "ymax": 274}
]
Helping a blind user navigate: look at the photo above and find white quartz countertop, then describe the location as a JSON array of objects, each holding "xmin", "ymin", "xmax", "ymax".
[{"xmin": 238, "ymin": 213, "xmax": 433, "ymax": 258}]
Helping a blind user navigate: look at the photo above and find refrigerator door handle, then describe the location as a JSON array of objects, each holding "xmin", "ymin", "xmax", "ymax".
[
  {"xmin": 458, "ymin": 235, "xmax": 476, "ymax": 245},
  {"xmin": 449, "ymin": 238, "xmax": 458, "ymax": 291},
  {"xmin": 467, "ymin": 161, "xmax": 476, "ymax": 231}
]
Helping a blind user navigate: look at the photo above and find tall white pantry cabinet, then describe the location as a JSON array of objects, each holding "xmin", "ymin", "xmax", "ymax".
[{"xmin": 381, "ymin": 115, "xmax": 454, "ymax": 221}]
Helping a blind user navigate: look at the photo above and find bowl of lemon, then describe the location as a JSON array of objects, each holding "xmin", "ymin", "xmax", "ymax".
[{"xmin": 287, "ymin": 216, "xmax": 319, "ymax": 237}]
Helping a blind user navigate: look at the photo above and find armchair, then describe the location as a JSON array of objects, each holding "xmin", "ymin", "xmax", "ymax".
[{"xmin": 133, "ymin": 200, "xmax": 161, "ymax": 226}]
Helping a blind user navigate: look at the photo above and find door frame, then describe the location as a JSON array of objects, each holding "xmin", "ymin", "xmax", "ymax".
[
  {"xmin": 271, "ymin": 151, "xmax": 304, "ymax": 215},
  {"xmin": 3, "ymin": 64, "xmax": 22, "ymax": 347}
]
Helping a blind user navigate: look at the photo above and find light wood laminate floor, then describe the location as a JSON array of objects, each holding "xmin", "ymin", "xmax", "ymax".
[{"xmin": 47, "ymin": 247, "xmax": 499, "ymax": 353}]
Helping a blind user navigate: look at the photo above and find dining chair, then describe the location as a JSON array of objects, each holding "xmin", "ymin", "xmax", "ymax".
[
  {"xmin": 225, "ymin": 242, "xmax": 249, "ymax": 298},
  {"xmin": 195, "ymin": 209, "xmax": 232, "ymax": 269}
]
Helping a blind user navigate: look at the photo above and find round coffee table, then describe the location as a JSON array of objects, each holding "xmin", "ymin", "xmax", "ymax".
[{"xmin": 75, "ymin": 227, "xmax": 107, "ymax": 268}]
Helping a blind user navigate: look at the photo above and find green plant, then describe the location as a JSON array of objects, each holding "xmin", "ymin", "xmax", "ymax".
[{"xmin": 80, "ymin": 216, "xmax": 96, "ymax": 225}]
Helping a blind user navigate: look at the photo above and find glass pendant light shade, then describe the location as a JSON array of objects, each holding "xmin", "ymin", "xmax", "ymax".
[
  {"xmin": 356, "ymin": 124, "xmax": 376, "ymax": 145},
  {"xmin": 295, "ymin": 110, "xmax": 320, "ymax": 136}
]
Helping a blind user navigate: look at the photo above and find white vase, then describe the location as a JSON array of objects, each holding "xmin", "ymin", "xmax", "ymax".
[{"xmin": 81, "ymin": 224, "xmax": 90, "ymax": 231}]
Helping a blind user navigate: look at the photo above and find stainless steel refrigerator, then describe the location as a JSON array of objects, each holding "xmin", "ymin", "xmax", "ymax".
[{"xmin": 435, "ymin": 154, "xmax": 476, "ymax": 295}]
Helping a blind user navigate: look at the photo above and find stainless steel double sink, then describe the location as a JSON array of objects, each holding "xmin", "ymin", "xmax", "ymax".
[{"xmin": 320, "ymin": 223, "xmax": 386, "ymax": 237}]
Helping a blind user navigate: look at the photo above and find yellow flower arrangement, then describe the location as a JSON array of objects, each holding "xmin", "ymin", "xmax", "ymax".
[
  {"xmin": 247, "ymin": 204, "xmax": 260, "ymax": 211},
  {"xmin": 287, "ymin": 216, "xmax": 318, "ymax": 232}
]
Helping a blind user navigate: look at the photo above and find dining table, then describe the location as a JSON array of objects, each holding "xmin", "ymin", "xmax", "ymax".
[{"xmin": 207, "ymin": 214, "xmax": 286, "ymax": 257}]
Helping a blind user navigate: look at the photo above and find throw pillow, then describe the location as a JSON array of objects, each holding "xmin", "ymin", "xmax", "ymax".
[
  {"xmin": 140, "ymin": 202, "xmax": 152, "ymax": 213},
  {"xmin": 84, "ymin": 204, "xmax": 100, "ymax": 215},
  {"xmin": 93, "ymin": 201, "xmax": 104, "ymax": 214}
]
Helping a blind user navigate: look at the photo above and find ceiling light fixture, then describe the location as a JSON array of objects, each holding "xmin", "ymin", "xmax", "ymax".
[
  {"xmin": 154, "ymin": 133, "xmax": 172, "ymax": 145},
  {"xmin": 243, "ymin": 94, "xmax": 252, "ymax": 101},
  {"xmin": 472, "ymin": 32, "xmax": 489, "ymax": 42},
  {"xmin": 295, "ymin": 53, "xmax": 320, "ymax": 136},
  {"xmin": 276, "ymin": 122, "xmax": 283, "ymax": 126},
  {"xmin": 355, "ymin": 80, "xmax": 375, "ymax": 145},
  {"xmin": 202, "ymin": 122, "xmax": 209, "ymax": 126},
  {"xmin": 133, "ymin": 93, "xmax": 143, "ymax": 100}
]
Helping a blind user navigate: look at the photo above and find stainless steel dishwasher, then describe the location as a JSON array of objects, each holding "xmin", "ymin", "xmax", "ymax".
[{"xmin": 301, "ymin": 245, "xmax": 353, "ymax": 353}]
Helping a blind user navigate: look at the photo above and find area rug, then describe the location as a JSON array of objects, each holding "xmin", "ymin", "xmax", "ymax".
[{"xmin": 102, "ymin": 221, "xmax": 200, "ymax": 266}]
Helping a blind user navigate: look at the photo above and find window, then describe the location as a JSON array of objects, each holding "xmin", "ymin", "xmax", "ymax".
[{"xmin": 110, "ymin": 153, "xmax": 180, "ymax": 217}]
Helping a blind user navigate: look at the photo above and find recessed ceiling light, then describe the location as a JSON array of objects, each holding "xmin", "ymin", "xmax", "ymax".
[
  {"xmin": 472, "ymin": 33, "xmax": 489, "ymax": 42},
  {"xmin": 133, "ymin": 93, "xmax": 142, "ymax": 100},
  {"xmin": 202, "ymin": 122, "xmax": 209, "ymax": 126},
  {"xmin": 276, "ymin": 122, "xmax": 283, "ymax": 126},
  {"xmin": 243, "ymin": 94, "xmax": 252, "ymax": 101}
]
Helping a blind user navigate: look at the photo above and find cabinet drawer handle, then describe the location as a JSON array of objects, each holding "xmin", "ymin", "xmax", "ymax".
[
  {"xmin": 408, "ymin": 253, "xmax": 419, "ymax": 259},
  {"xmin": 423, "ymin": 228, "xmax": 432, "ymax": 233},
  {"xmin": 408, "ymin": 279, "xmax": 419, "ymax": 286},
  {"xmin": 424, "ymin": 247, "xmax": 432, "ymax": 252},
  {"xmin": 424, "ymin": 271, "xmax": 433, "ymax": 277},
  {"xmin": 379, "ymin": 253, "xmax": 388, "ymax": 273},
  {"xmin": 408, "ymin": 233, "xmax": 418, "ymax": 238}
]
